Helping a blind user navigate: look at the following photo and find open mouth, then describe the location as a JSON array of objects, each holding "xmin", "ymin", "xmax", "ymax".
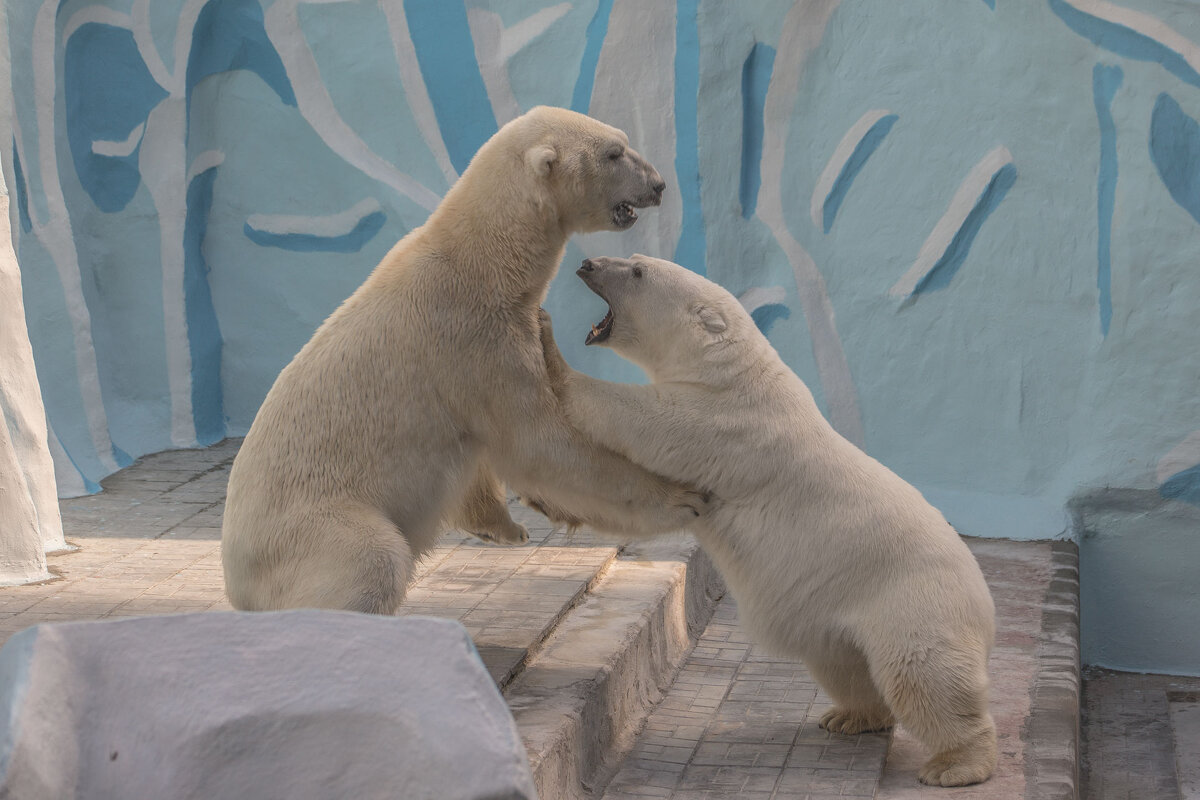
[
  {"xmin": 612, "ymin": 202, "xmax": 638, "ymax": 229},
  {"xmin": 586, "ymin": 307, "xmax": 614, "ymax": 345}
]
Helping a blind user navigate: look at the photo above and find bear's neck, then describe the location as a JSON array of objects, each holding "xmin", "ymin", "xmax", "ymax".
[{"xmin": 425, "ymin": 163, "xmax": 568, "ymax": 302}]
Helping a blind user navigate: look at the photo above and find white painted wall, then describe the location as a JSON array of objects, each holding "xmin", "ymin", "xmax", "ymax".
[
  {"xmin": 0, "ymin": 190, "xmax": 62, "ymax": 585},
  {"xmin": 0, "ymin": 6, "xmax": 63, "ymax": 585}
]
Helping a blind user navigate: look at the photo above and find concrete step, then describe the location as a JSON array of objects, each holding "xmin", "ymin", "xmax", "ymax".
[
  {"xmin": 505, "ymin": 535, "xmax": 723, "ymax": 800},
  {"xmin": 599, "ymin": 540, "xmax": 1082, "ymax": 800}
]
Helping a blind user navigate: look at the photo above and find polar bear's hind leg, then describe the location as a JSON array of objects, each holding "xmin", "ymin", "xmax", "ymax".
[
  {"xmin": 871, "ymin": 638, "xmax": 997, "ymax": 786},
  {"xmin": 808, "ymin": 645, "xmax": 896, "ymax": 735},
  {"xmin": 275, "ymin": 505, "xmax": 415, "ymax": 615}
]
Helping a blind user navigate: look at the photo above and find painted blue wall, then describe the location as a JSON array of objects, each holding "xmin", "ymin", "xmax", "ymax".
[{"xmin": 4, "ymin": 0, "xmax": 1200, "ymax": 673}]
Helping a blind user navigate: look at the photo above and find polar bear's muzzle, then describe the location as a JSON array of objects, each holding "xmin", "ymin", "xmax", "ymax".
[
  {"xmin": 612, "ymin": 202, "xmax": 638, "ymax": 229},
  {"xmin": 578, "ymin": 259, "xmax": 616, "ymax": 345},
  {"xmin": 611, "ymin": 189, "xmax": 662, "ymax": 229},
  {"xmin": 611, "ymin": 155, "xmax": 665, "ymax": 229},
  {"xmin": 585, "ymin": 308, "xmax": 614, "ymax": 345}
]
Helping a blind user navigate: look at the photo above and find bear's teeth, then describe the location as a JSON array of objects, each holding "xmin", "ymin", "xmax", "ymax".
[{"xmin": 591, "ymin": 325, "xmax": 601, "ymax": 338}]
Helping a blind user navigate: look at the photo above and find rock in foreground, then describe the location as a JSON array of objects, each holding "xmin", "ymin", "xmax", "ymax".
[{"xmin": 0, "ymin": 611, "xmax": 535, "ymax": 800}]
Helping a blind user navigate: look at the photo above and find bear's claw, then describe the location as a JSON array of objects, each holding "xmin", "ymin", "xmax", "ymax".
[
  {"xmin": 818, "ymin": 707, "xmax": 894, "ymax": 735},
  {"xmin": 465, "ymin": 521, "xmax": 530, "ymax": 546}
]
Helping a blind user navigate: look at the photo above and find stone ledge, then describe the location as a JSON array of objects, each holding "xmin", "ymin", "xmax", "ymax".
[{"xmin": 1024, "ymin": 541, "xmax": 1081, "ymax": 800}]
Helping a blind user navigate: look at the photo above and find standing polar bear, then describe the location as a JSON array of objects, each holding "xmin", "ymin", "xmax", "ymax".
[
  {"xmin": 222, "ymin": 108, "xmax": 709, "ymax": 615},
  {"xmin": 539, "ymin": 255, "xmax": 998, "ymax": 787}
]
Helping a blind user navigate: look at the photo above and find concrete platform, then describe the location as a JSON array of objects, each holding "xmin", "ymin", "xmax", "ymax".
[{"xmin": 0, "ymin": 440, "xmax": 1085, "ymax": 799}]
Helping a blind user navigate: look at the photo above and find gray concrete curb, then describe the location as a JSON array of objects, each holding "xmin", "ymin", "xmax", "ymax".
[
  {"xmin": 505, "ymin": 534, "xmax": 724, "ymax": 800},
  {"xmin": 1023, "ymin": 541, "xmax": 1081, "ymax": 800}
]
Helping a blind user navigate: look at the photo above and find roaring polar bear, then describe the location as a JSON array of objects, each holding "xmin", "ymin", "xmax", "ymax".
[
  {"xmin": 222, "ymin": 108, "xmax": 709, "ymax": 615},
  {"xmin": 538, "ymin": 254, "xmax": 998, "ymax": 787}
]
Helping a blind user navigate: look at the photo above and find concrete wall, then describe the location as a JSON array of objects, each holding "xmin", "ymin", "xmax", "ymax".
[{"xmin": 3, "ymin": 1, "xmax": 1198, "ymax": 670}]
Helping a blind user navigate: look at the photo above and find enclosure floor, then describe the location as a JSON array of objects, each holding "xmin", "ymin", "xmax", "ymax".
[
  {"xmin": 0, "ymin": 440, "xmax": 1156, "ymax": 799},
  {"xmin": 1081, "ymin": 668, "xmax": 1200, "ymax": 800}
]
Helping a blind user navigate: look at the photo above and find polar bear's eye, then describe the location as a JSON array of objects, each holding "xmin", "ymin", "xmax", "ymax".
[
  {"xmin": 607, "ymin": 146, "xmax": 624, "ymax": 161},
  {"xmin": 632, "ymin": 266, "xmax": 643, "ymax": 278}
]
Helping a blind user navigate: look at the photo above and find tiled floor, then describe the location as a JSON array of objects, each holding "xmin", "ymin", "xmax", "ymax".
[
  {"xmin": 1081, "ymin": 667, "xmax": 1200, "ymax": 800},
  {"xmin": 602, "ymin": 539, "xmax": 1082, "ymax": 800},
  {"xmin": 601, "ymin": 599, "xmax": 888, "ymax": 800}
]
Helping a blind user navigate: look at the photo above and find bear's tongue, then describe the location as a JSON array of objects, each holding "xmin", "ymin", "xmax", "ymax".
[{"xmin": 585, "ymin": 309, "xmax": 614, "ymax": 345}]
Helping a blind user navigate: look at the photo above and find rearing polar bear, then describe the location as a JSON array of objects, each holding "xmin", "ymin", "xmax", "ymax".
[
  {"xmin": 539, "ymin": 254, "xmax": 998, "ymax": 787},
  {"xmin": 222, "ymin": 109, "xmax": 709, "ymax": 616}
]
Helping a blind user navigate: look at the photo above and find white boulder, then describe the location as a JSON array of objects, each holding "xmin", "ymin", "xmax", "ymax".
[{"xmin": 0, "ymin": 611, "xmax": 536, "ymax": 799}]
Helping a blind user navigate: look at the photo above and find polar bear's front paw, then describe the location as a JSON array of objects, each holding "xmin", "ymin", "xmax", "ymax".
[
  {"xmin": 466, "ymin": 519, "xmax": 530, "ymax": 546},
  {"xmin": 818, "ymin": 706, "xmax": 895, "ymax": 735}
]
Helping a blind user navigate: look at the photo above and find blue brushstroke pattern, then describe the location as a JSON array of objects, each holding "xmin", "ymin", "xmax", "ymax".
[
  {"xmin": 112, "ymin": 443, "xmax": 133, "ymax": 468},
  {"xmin": 673, "ymin": 0, "xmax": 706, "ymax": 276},
  {"xmin": 404, "ymin": 0, "xmax": 498, "ymax": 175},
  {"xmin": 184, "ymin": 166, "xmax": 225, "ymax": 446},
  {"xmin": 186, "ymin": 0, "xmax": 296, "ymax": 108},
  {"xmin": 739, "ymin": 43, "xmax": 775, "ymax": 220},
  {"xmin": 1161, "ymin": 463, "xmax": 1200, "ymax": 506},
  {"xmin": 913, "ymin": 163, "xmax": 1018, "ymax": 294},
  {"xmin": 65, "ymin": 446, "xmax": 102, "ymax": 495},
  {"xmin": 982, "ymin": 0, "xmax": 996, "ymax": 8},
  {"xmin": 751, "ymin": 303, "xmax": 791, "ymax": 335},
  {"xmin": 11, "ymin": 142, "xmax": 32, "ymax": 233},
  {"xmin": 244, "ymin": 210, "xmax": 387, "ymax": 252},
  {"xmin": 822, "ymin": 113, "xmax": 897, "ymax": 233},
  {"xmin": 1093, "ymin": 64, "xmax": 1122, "ymax": 337},
  {"xmin": 63, "ymin": 23, "xmax": 168, "ymax": 213},
  {"xmin": 1150, "ymin": 93, "xmax": 1200, "ymax": 226},
  {"xmin": 572, "ymin": 0, "xmax": 615, "ymax": 113},
  {"xmin": 1049, "ymin": 0, "xmax": 1200, "ymax": 90}
]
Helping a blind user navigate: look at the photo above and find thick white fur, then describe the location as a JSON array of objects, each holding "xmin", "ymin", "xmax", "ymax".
[
  {"xmin": 221, "ymin": 108, "xmax": 708, "ymax": 616},
  {"xmin": 541, "ymin": 254, "xmax": 998, "ymax": 787}
]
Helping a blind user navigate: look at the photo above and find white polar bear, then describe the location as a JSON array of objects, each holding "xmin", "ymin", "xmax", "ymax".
[
  {"xmin": 539, "ymin": 254, "xmax": 998, "ymax": 787},
  {"xmin": 221, "ymin": 108, "xmax": 709, "ymax": 616}
]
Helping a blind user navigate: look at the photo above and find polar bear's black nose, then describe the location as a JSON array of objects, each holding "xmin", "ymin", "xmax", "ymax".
[
  {"xmin": 651, "ymin": 179, "xmax": 666, "ymax": 196},
  {"xmin": 580, "ymin": 259, "xmax": 596, "ymax": 273}
]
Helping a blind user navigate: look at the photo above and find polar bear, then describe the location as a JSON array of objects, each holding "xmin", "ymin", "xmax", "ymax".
[
  {"xmin": 538, "ymin": 254, "xmax": 998, "ymax": 787},
  {"xmin": 221, "ymin": 108, "xmax": 709, "ymax": 616}
]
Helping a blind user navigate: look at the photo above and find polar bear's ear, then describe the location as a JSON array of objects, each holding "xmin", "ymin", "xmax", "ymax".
[
  {"xmin": 525, "ymin": 144, "xmax": 557, "ymax": 178},
  {"xmin": 696, "ymin": 306, "xmax": 727, "ymax": 335}
]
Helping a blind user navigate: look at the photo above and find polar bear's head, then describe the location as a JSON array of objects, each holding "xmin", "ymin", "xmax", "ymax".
[
  {"xmin": 575, "ymin": 254, "xmax": 762, "ymax": 382},
  {"xmin": 474, "ymin": 106, "xmax": 665, "ymax": 233}
]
